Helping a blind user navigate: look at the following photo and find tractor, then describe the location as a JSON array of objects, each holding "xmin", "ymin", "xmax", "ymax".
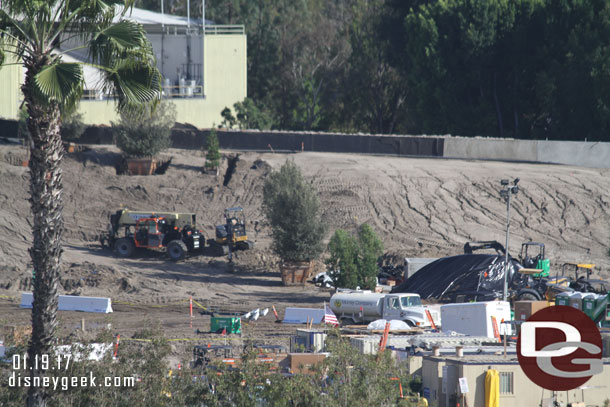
[
  {"xmin": 518, "ymin": 242, "xmax": 550, "ymax": 277},
  {"xmin": 510, "ymin": 242, "xmax": 552, "ymax": 301},
  {"xmin": 209, "ymin": 207, "xmax": 253, "ymax": 260},
  {"xmin": 101, "ymin": 209, "xmax": 204, "ymax": 261}
]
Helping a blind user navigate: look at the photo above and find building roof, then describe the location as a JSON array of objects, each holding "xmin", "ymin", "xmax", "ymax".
[
  {"xmin": 424, "ymin": 354, "xmax": 610, "ymax": 365},
  {"xmin": 116, "ymin": 6, "xmax": 214, "ymax": 26}
]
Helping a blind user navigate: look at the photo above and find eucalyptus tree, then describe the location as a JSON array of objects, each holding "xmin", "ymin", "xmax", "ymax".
[{"xmin": 0, "ymin": 1, "xmax": 160, "ymax": 405}]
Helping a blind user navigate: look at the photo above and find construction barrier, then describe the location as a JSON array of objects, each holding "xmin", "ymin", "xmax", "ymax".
[
  {"xmin": 282, "ymin": 308, "xmax": 325, "ymax": 324},
  {"xmin": 20, "ymin": 293, "xmax": 113, "ymax": 313}
]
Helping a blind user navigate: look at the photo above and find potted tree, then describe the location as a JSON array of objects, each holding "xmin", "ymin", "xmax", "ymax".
[
  {"xmin": 113, "ymin": 101, "xmax": 175, "ymax": 175},
  {"xmin": 60, "ymin": 111, "xmax": 86, "ymax": 153},
  {"xmin": 263, "ymin": 160, "xmax": 326, "ymax": 285},
  {"xmin": 204, "ymin": 128, "xmax": 221, "ymax": 175}
]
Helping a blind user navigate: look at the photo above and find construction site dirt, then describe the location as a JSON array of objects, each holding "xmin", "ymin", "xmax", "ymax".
[{"xmin": 2, "ymin": 143, "xmax": 610, "ymax": 365}]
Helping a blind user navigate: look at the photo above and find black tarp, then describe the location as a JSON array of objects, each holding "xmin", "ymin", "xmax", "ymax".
[{"xmin": 391, "ymin": 254, "xmax": 523, "ymax": 302}]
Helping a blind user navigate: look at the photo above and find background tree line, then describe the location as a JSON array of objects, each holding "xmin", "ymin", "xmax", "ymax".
[{"xmin": 138, "ymin": 0, "xmax": 610, "ymax": 140}]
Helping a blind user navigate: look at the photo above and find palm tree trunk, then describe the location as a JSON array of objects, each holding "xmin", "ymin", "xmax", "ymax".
[{"xmin": 23, "ymin": 57, "xmax": 64, "ymax": 407}]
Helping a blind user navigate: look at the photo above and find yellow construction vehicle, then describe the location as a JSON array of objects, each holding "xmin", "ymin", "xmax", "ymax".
[{"xmin": 209, "ymin": 207, "xmax": 253, "ymax": 259}]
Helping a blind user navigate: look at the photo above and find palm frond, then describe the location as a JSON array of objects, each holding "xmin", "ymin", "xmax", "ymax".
[
  {"xmin": 88, "ymin": 19, "xmax": 148, "ymax": 67},
  {"xmin": 0, "ymin": 8, "xmax": 34, "ymax": 51},
  {"xmin": 105, "ymin": 59, "xmax": 161, "ymax": 110},
  {"xmin": 33, "ymin": 61, "xmax": 84, "ymax": 109}
]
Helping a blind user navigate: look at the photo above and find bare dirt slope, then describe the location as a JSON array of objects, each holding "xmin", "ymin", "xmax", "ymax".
[{"xmin": 1, "ymin": 143, "xmax": 610, "ymax": 358}]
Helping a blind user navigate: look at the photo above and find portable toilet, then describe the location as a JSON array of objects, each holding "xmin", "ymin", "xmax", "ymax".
[
  {"xmin": 569, "ymin": 292, "xmax": 583, "ymax": 310},
  {"xmin": 582, "ymin": 294, "xmax": 597, "ymax": 319},
  {"xmin": 210, "ymin": 316, "xmax": 241, "ymax": 334},
  {"xmin": 555, "ymin": 292, "xmax": 570, "ymax": 307}
]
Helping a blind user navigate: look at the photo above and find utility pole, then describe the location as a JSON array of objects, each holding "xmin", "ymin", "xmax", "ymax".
[{"xmin": 500, "ymin": 178, "xmax": 519, "ymax": 301}]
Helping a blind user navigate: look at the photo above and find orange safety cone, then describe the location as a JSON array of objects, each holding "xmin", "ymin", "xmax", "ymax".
[
  {"xmin": 272, "ymin": 305, "xmax": 280, "ymax": 321},
  {"xmin": 114, "ymin": 334, "xmax": 120, "ymax": 358}
]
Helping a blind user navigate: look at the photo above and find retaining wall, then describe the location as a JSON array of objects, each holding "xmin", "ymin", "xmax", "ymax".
[
  {"xmin": 444, "ymin": 136, "xmax": 609, "ymax": 168},
  {"xmin": 2, "ymin": 119, "xmax": 608, "ymax": 169}
]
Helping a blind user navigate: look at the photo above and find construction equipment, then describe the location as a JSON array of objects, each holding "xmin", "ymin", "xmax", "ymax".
[
  {"xmin": 511, "ymin": 242, "xmax": 552, "ymax": 300},
  {"xmin": 191, "ymin": 345, "xmax": 236, "ymax": 369},
  {"xmin": 463, "ymin": 241, "xmax": 506, "ymax": 255},
  {"xmin": 561, "ymin": 263, "xmax": 609, "ymax": 293},
  {"xmin": 518, "ymin": 242, "xmax": 550, "ymax": 277},
  {"xmin": 101, "ymin": 209, "xmax": 204, "ymax": 261},
  {"xmin": 210, "ymin": 207, "xmax": 253, "ymax": 260}
]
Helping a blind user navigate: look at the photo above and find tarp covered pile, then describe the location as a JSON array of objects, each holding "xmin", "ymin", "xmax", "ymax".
[{"xmin": 392, "ymin": 254, "xmax": 522, "ymax": 302}]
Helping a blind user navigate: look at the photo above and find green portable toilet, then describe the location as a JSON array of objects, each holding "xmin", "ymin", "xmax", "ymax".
[
  {"xmin": 555, "ymin": 292, "xmax": 570, "ymax": 307},
  {"xmin": 582, "ymin": 294, "xmax": 597, "ymax": 319},
  {"xmin": 210, "ymin": 316, "xmax": 241, "ymax": 334}
]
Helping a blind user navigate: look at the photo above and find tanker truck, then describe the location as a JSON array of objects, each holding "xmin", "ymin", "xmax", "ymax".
[{"xmin": 330, "ymin": 290, "xmax": 440, "ymax": 327}]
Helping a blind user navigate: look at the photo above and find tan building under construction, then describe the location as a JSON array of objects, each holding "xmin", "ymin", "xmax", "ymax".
[{"xmin": 421, "ymin": 354, "xmax": 610, "ymax": 407}]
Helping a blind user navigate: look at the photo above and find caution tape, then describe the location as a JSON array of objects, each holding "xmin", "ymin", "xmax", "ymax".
[
  {"xmin": 0, "ymin": 295, "xmax": 19, "ymax": 300},
  {"xmin": 191, "ymin": 299, "xmax": 208, "ymax": 311}
]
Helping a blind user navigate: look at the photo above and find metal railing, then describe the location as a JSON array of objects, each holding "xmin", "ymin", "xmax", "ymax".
[
  {"xmin": 145, "ymin": 24, "xmax": 245, "ymax": 36},
  {"xmin": 79, "ymin": 84, "xmax": 204, "ymax": 100},
  {"xmin": 162, "ymin": 84, "xmax": 203, "ymax": 98},
  {"xmin": 203, "ymin": 25, "xmax": 244, "ymax": 35}
]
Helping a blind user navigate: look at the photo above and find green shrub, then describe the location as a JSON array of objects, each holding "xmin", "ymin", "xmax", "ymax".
[
  {"xmin": 263, "ymin": 160, "xmax": 326, "ymax": 262},
  {"xmin": 327, "ymin": 224, "xmax": 384, "ymax": 289},
  {"xmin": 205, "ymin": 129, "xmax": 221, "ymax": 169},
  {"xmin": 113, "ymin": 102, "xmax": 175, "ymax": 157},
  {"xmin": 60, "ymin": 112, "xmax": 86, "ymax": 142},
  {"xmin": 220, "ymin": 98, "xmax": 273, "ymax": 130}
]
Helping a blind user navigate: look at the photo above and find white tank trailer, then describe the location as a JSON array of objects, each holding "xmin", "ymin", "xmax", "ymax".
[{"xmin": 329, "ymin": 290, "xmax": 440, "ymax": 327}]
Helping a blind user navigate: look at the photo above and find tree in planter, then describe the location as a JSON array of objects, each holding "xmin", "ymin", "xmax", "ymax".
[
  {"xmin": 60, "ymin": 111, "xmax": 86, "ymax": 143},
  {"xmin": 114, "ymin": 101, "xmax": 175, "ymax": 158},
  {"xmin": 204, "ymin": 128, "xmax": 221, "ymax": 174},
  {"xmin": 0, "ymin": 2, "xmax": 160, "ymax": 405},
  {"xmin": 263, "ymin": 160, "xmax": 326, "ymax": 267},
  {"xmin": 327, "ymin": 224, "xmax": 384, "ymax": 290}
]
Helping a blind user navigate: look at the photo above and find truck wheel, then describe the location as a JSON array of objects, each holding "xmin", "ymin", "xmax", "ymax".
[
  {"xmin": 115, "ymin": 238, "xmax": 135, "ymax": 258},
  {"xmin": 167, "ymin": 240, "xmax": 187, "ymax": 261},
  {"xmin": 340, "ymin": 318, "xmax": 355, "ymax": 326},
  {"xmin": 517, "ymin": 289, "xmax": 541, "ymax": 301}
]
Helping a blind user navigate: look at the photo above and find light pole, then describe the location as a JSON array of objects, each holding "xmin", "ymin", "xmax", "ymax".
[{"xmin": 499, "ymin": 178, "xmax": 519, "ymax": 301}]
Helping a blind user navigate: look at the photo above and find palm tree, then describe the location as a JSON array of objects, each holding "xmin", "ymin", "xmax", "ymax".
[{"xmin": 0, "ymin": 1, "xmax": 160, "ymax": 405}]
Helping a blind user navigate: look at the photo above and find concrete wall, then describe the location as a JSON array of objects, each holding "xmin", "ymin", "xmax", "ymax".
[
  {"xmin": 537, "ymin": 140, "xmax": 610, "ymax": 168},
  {"xmin": 444, "ymin": 136, "xmax": 610, "ymax": 169},
  {"xmin": 0, "ymin": 58, "xmax": 22, "ymax": 121},
  {"xmin": 203, "ymin": 34, "xmax": 248, "ymax": 123},
  {"xmin": 444, "ymin": 137, "xmax": 538, "ymax": 162}
]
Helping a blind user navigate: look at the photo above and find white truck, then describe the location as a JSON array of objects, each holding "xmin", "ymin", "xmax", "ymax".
[{"xmin": 329, "ymin": 289, "xmax": 440, "ymax": 327}]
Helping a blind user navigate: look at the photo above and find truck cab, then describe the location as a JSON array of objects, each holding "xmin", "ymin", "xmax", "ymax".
[{"xmin": 382, "ymin": 294, "xmax": 434, "ymax": 327}]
